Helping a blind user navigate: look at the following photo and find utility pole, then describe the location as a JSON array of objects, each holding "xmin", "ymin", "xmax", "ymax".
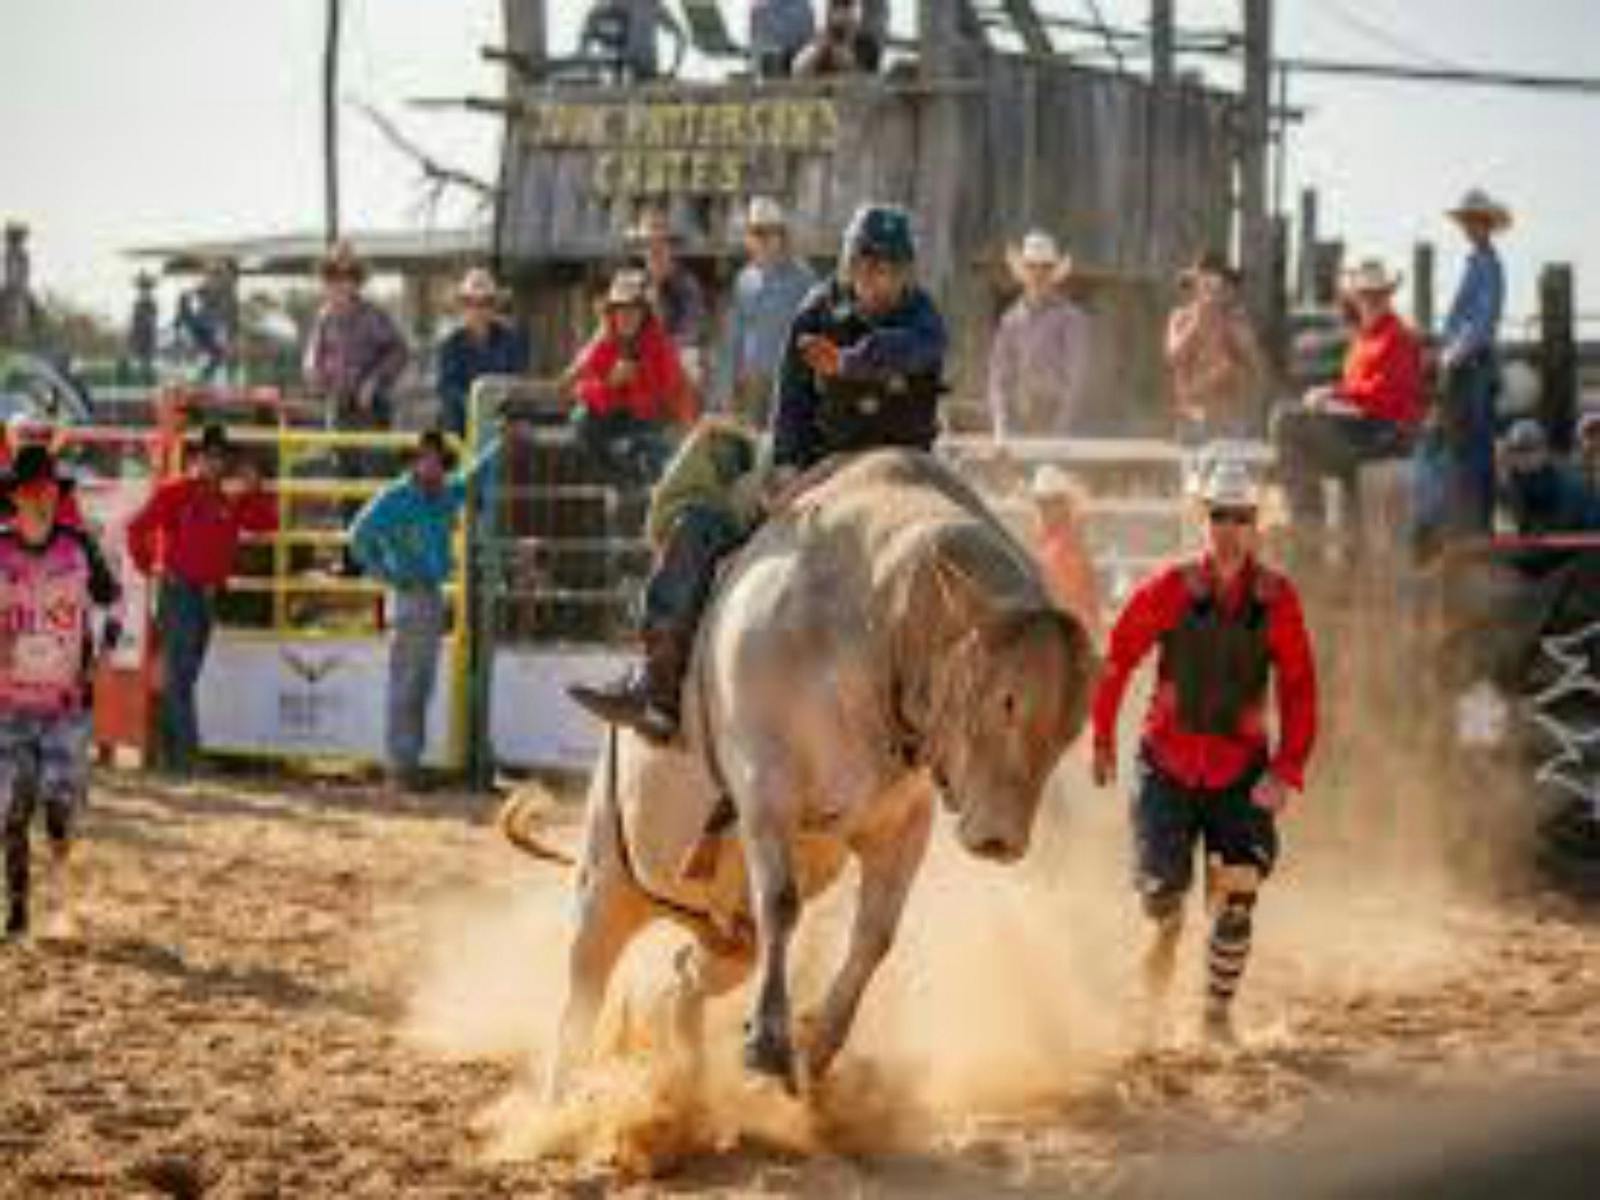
[
  {"xmin": 324, "ymin": 0, "xmax": 343, "ymax": 245},
  {"xmin": 1240, "ymin": 0, "xmax": 1274, "ymax": 330},
  {"xmin": 502, "ymin": 0, "xmax": 547, "ymax": 83},
  {"xmin": 1150, "ymin": 0, "xmax": 1175, "ymax": 92},
  {"xmin": 1148, "ymin": 1, "xmax": 1175, "ymax": 257}
]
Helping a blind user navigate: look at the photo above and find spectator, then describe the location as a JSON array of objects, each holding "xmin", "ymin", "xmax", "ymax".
[
  {"xmin": 566, "ymin": 269, "xmax": 688, "ymax": 486},
  {"xmin": 1272, "ymin": 258, "xmax": 1422, "ymax": 542},
  {"xmin": 173, "ymin": 287, "xmax": 226, "ymax": 383},
  {"xmin": 717, "ymin": 197, "xmax": 815, "ymax": 427},
  {"xmin": 750, "ymin": 0, "xmax": 815, "ymax": 76},
  {"xmin": 302, "ymin": 241, "xmax": 410, "ymax": 431},
  {"xmin": 126, "ymin": 425, "xmax": 278, "ymax": 775},
  {"xmin": 1578, "ymin": 411, "xmax": 1600, "ymax": 495},
  {"xmin": 435, "ymin": 268, "xmax": 529, "ymax": 437},
  {"xmin": 1167, "ymin": 250, "xmax": 1267, "ymax": 441},
  {"xmin": 1030, "ymin": 464, "xmax": 1101, "ymax": 642},
  {"xmin": 0, "ymin": 445, "xmax": 120, "ymax": 941},
  {"xmin": 988, "ymin": 231, "xmax": 1091, "ymax": 444},
  {"xmin": 630, "ymin": 208, "xmax": 708, "ymax": 387},
  {"xmin": 349, "ymin": 428, "xmax": 504, "ymax": 792},
  {"xmin": 128, "ymin": 273, "xmax": 159, "ymax": 384},
  {"xmin": 1436, "ymin": 188, "xmax": 1511, "ymax": 535},
  {"xmin": 793, "ymin": 0, "xmax": 884, "ymax": 76},
  {"xmin": 1, "ymin": 221, "xmax": 41, "ymax": 348},
  {"xmin": 1498, "ymin": 418, "xmax": 1600, "ymax": 537}
]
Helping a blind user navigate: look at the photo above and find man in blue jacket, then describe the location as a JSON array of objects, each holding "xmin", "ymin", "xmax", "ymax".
[
  {"xmin": 349, "ymin": 428, "xmax": 502, "ymax": 790},
  {"xmin": 435, "ymin": 269, "xmax": 530, "ymax": 437}
]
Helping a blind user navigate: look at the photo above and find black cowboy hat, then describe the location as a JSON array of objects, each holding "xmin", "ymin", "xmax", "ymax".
[
  {"xmin": 1179, "ymin": 248, "xmax": 1242, "ymax": 287},
  {"xmin": 0, "ymin": 444, "xmax": 75, "ymax": 496},
  {"xmin": 412, "ymin": 428, "xmax": 459, "ymax": 471},
  {"xmin": 196, "ymin": 423, "xmax": 233, "ymax": 457}
]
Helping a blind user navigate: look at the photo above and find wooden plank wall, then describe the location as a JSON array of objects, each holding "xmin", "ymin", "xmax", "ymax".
[{"xmin": 500, "ymin": 62, "xmax": 1235, "ymax": 431}]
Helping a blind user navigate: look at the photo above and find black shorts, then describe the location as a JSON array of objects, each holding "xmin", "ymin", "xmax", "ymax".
[{"xmin": 1131, "ymin": 754, "xmax": 1278, "ymax": 901}]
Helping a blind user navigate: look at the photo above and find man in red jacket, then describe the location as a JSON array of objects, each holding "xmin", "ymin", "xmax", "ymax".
[
  {"xmin": 1272, "ymin": 258, "xmax": 1423, "ymax": 541},
  {"xmin": 565, "ymin": 268, "xmax": 689, "ymax": 487},
  {"xmin": 127, "ymin": 424, "xmax": 278, "ymax": 774},
  {"xmin": 1092, "ymin": 459, "xmax": 1318, "ymax": 1045}
]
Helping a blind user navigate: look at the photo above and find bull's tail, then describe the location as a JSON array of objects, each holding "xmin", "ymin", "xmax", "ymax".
[{"xmin": 496, "ymin": 787, "xmax": 577, "ymax": 868}]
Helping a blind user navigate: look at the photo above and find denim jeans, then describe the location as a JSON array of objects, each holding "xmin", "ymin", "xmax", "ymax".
[
  {"xmin": 1439, "ymin": 355, "xmax": 1499, "ymax": 535},
  {"xmin": 1272, "ymin": 403, "xmax": 1412, "ymax": 527},
  {"xmin": 571, "ymin": 407, "xmax": 672, "ymax": 488},
  {"xmin": 386, "ymin": 587, "xmax": 445, "ymax": 773},
  {"xmin": 643, "ymin": 508, "xmax": 747, "ymax": 636},
  {"xmin": 157, "ymin": 578, "xmax": 215, "ymax": 772}
]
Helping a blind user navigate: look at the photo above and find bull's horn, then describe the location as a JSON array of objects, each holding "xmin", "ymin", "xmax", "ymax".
[{"xmin": 496, "ymin": 791, "xmax": 577, "ymax": 867}]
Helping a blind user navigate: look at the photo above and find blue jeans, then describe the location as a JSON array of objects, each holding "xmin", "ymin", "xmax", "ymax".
[
  {"xmin": 157, "ymin": 578, "xmax": 215, "ymax": 772},
  {"xmin": 571, "ymin": 407, "xmax": 672, "ymax": 488},
  {"xmin": 387, "ymin": 587, "xmax": 444, "ymax": 773},
  {"xmin": 643, "ymin": 508, "xmax": 747, "ymax": 636},
  {"xmin": 1272, "ymin": 403, "xmax": 1412, "ymax": 528},
  {"xmin": 1439, "ymin": 355, "xmax": 1499, "ymax": 535}
]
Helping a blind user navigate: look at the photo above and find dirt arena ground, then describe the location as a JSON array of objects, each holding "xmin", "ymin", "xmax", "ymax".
[{"xmin": 1, "ymin": 741, "xmax": 1597, "ymax": 1198}]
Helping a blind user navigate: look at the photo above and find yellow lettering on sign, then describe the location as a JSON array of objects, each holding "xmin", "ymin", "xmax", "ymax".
[
  {"xmin": 811, "ymin": 99, "xmax": 841, "ymax": 148},
  {"xmin": 718, "ymin": 154, "xmax": 746, "ymax": 195}
]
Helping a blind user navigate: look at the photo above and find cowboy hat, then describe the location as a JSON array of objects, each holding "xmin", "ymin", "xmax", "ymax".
[
  {"xmin": 456, "ymin": 267, "xmax": 500, "ymax": 304},
  {"xmin": 745, "ymin": 197, "xmax": 789, "ymax": 231},
  {"xmin": 1030, "ymin": 463, "xmax": 1079, "ymax": 501},
  {"xmin": 1447, "ymin": 188, "xmax": 1512, "ymax": 232},
  {"xmin": 412, "ymin": 428, "xmax": 459, "ymax": 471},
  {"xmin": 1344, "ymin": 258, "xmax": 1403, "ymax": 294},
  {"xmin": 603, "ymin": 269, "xmax": 649, "ymax": 309},
  {"xmin": 1196, "ymin": 459, "xmax": 1260, "ymax": 511},
  {"xmin": 319, "ymin": 239, "xmax": 367, "ymax": 283},
  {"xmin": 1179, "ymin": 248, "xmax": 1241, "ymax": 287},
  {"xmin": 1006, "ymin": 230, "xmax": 1072, "ymax": 287},
  {"xmin": 196, "ymin": 422, "xmax": 234, "ymax": 458},
  {"xmin": 0, "ymin": 444, "xmax": 74, "ymax": 497}
]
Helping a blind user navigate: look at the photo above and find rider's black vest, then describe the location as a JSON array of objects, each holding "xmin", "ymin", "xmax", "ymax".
[
  {"xmin": 813, "ymin": 308, "xmax": 942, "ymax": 457},
  {"xmin": 1160, "ymin": 563, "xmax": 1278, "ymax": 735}
]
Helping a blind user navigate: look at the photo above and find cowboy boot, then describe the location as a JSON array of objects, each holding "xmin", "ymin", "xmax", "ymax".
[{"xmin": 567, "ymin": 629, "xmax": 687, "ymax": 746}]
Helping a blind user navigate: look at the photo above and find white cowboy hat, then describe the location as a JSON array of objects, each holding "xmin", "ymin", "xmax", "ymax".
[
  {"xmin": 1344, "ymin": 257, "xmax": 1404, "ymax": 294},
  {"xmin": 745, "ymin": 196, "xmax": 788, "ymax": 231},
  {"xmin": 1447, "ymin": 188, "xmax": 1513, "ymax": 231},
  {"xmin": 457, "ymin": 267, "xmax": 499, "ymax": 303},
  {"xmin": 1197, "ymin": 459, "xmax": 1260, "ymax": 510},
  {"xmin": 1030, "ymin": 463, "xmax": 1079, "ymax": 501},
  {"xmin": 1006, "ymin": 231, "xmax": 1073, "ymax": 288},
  {"xmin": 603, "ymin": 269, "xmax": 649, "ymax": 308}
]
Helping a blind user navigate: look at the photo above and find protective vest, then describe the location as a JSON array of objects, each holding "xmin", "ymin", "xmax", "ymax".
[{"xmin": 1160, "ymin": 562, "xmax": 1278, "ymax": 735}]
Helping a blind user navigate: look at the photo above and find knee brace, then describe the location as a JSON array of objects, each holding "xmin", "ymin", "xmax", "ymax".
[
  {"xmin": 1142, "ymin": 888, "xmax": 1185, "ymax": 926},
  {"xmin": 1213, "ymin": 891, "xmax": 1256, "ymax": 942}
]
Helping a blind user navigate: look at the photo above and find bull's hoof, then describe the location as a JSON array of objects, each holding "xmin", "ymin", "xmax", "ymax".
[{"xmin": 743, "ymin": 1028, "xmax": 797, "ymax": 1094}]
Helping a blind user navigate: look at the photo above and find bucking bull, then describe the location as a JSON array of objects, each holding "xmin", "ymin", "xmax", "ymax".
[{"xmin": 503, "ymin": 450, "xmax": 1095, "ymax": 1096}]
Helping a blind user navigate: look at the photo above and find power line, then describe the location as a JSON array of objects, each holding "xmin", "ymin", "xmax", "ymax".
[
  {"xmin": 1076, "ymin": 0, "xmax": 1127, "ymax": 70},
  {"xmin": 1316, "ymin": 1, "xmax": 1463, "ymax": 73}
]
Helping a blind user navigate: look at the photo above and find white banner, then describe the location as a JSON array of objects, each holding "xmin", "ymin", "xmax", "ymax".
[
  {"xmin": 490, "ymin": 647, "xmax": 629, "ymax": 772},
  {"xmin": 197, "ymin": 635, "xmax": 458, "ymax": 766}
]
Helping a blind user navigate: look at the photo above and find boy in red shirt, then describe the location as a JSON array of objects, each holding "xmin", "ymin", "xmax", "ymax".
[
  {"xmin": 126, "ymin": 425, "xmax": 276, "ymax": 774},
  {"xmin": 1092, "ymin": 460, "xmax": 1318, "ymax": 1044}
]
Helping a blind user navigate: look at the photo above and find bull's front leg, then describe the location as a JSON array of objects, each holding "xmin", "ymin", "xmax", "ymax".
[
  {"xmin": 740, "ymin": 803, "xmax": 802, "ymax": 1089},
  {"xmin": 803, "ymin": 788, "xmax": 933, "ymax": 1083}
]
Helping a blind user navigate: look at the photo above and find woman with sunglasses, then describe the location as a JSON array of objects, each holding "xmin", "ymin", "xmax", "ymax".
[{"xmin": 1090, "ymin": 459, "xmax": 1319, "ymax": 1047}]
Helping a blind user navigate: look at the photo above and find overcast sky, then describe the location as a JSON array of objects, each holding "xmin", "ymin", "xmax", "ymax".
[{"xmin": 4, "ymin": 0, "xmax": 1597, "ymax": 331}]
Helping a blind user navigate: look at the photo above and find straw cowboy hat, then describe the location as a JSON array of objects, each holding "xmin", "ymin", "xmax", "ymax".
[
  {"xmin": 1030, "ymin": 463, "xmax": 1087, "ymax": 507},
  {"xmin": 456, "ymin": 267, "xmax": 501, "ymax": 305},
  {"xmin": 745, "ymin": 196, "xmax": 789, "ymax": 232},
  {"xmin": 602, "ymin": 269, "xmax": 649, "ymax": 309},
  {"xmin": 318, "ymin": 239, "xmax": 368, "ymax": 283},
  {"xmin": 1006, "ymin": 230, "xmax": 1073, "ymax": 287},
  {"xmin": 1448, "ymin": 188, "xmax": 1513, "ymax": 232},
  {"xmin": 1344, "ymin": 257, "xmax": 1404, "ymax": 294}
]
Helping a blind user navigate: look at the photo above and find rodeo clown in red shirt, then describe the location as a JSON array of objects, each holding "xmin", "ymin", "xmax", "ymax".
[{"xmin": 1091, "ymin": 457, "xmax": 1318, "ymax": 1045}]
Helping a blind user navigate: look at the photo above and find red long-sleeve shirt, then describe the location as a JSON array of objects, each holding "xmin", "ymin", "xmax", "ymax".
[
  {"xmin": 1336, "ymin": 311, "xmax": 1424, "ymax": 426},
  {"xmin": 572, "ymin": 313, "xmax": 689, "ymax": 424},
  {"xmin": 126, "ymin": 475, "xmax": 278, "ymax": 589},
  {"xmin": 1091, "ymin": 556, "xmax": 1318, "ymax": 791}
]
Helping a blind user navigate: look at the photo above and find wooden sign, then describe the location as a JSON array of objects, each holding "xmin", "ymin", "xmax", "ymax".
[{"xmin": 521, "ymin": 97, "xmax": 840, "ymax": 198}]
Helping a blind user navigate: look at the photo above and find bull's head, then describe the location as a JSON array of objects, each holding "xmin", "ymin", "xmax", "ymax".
[{"xmin": 929, "ymin": 608, "xmax": 1094, "ymax": 862}]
